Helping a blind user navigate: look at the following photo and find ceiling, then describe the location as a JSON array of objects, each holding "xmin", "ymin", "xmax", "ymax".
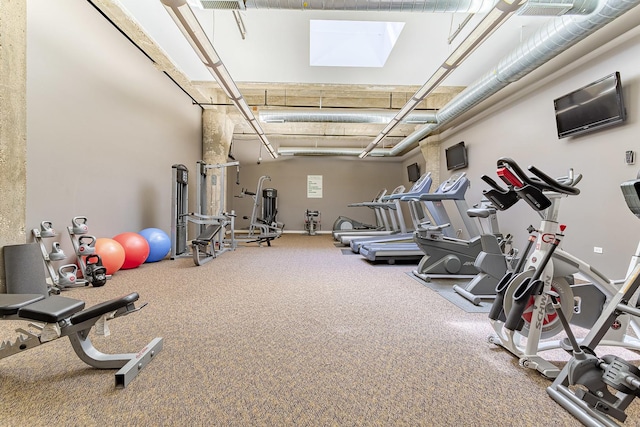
[{"xmin": 107, "ymin": 0, "xmax": 640, "ymax": 163}]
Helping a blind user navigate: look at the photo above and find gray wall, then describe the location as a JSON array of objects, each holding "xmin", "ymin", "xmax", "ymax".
[
  {"xmin": 24, "ymin": 1, "xmax": 640, "ymax": 281},
  {"xmin": 26, "ymin": 0, "xmax": 202, "ymax": 260},
  {"xmin": 437, "ymin": 27, "xmax": 640, "ymax": 279},
  {"xmin": 228, "ymin": 158, "xmax": 404, "ymax": 232}
]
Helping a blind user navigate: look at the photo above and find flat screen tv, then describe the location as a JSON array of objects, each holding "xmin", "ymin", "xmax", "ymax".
[
  {"xmin": 445, "ymin": 141, "xmax": 468, "ymax": 171},
  {"xmin": 554, "ymin": 72, "xmax": 626, "ymax": 139},
  {"xmin": 407, "ymin": 163, "xmax": 420, "ymax": 182}
]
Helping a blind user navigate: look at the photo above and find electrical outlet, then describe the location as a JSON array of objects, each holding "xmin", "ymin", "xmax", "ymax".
[{"xmin": 594, "ymin": 246, "xmax": 603, "ymax": 254}]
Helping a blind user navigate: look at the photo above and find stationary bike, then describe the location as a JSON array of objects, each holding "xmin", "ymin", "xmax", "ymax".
[
  {"xmin": 546, "ymin": 173, "xmax": 640, "ymax": 426},
  {"xmin": 484, "ymin": 158, "xmax": 640, "ymax": 379}
]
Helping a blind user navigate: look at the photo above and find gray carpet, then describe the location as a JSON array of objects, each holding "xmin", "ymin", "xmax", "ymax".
[{"xmin": 1, "ymin": 234, "xmax": 630, "ymax": 426}]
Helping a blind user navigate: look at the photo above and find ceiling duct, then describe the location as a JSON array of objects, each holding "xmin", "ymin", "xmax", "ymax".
[
  {"xmin": 232, "ymin": 0, "xmax": 599, "ymax": 14},
  {"xmin": 259, "ymin": 109, "xmax": 437, "ymax": 124},
  {"xmin": 389, "ymin": 0, "xmax": 640, "ymax": 156},
  {"xmin": 200, "ymin": 0, "xmax": 246, "ymax": 9},
  {"xmin": 517, "ymin": 0, "xmax": 575, "ymax": 16}
]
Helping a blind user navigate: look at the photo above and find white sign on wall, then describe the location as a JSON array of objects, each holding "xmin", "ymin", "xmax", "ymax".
[{"xmin": 307, "ymin": 175, "xmax": 323, "ymax": 198}]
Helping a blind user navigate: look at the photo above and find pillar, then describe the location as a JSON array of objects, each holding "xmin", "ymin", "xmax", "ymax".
[
  {"xmin": 419, "ymin": 134, "xmax": 441, "ymax": 187},
  {"xmin": 0, "ymin": 0, "xmax": 28, "ymax": 292},
  {"xmin": 202, "ymin": 108, "xmax": 235, "ymax": 215}
]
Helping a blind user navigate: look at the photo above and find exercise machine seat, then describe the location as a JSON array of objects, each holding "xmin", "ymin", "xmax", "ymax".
[
  {"xmin": 18, "ymin": 296, "xmax": 85, "ymax": 323},
  {"xmin": 192, "ymin": 224, "xmax": 222, "ymax": 245}
]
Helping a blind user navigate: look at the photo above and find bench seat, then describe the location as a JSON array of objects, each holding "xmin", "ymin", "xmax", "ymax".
[
  {"xmin": 0, "ymin": 294, "xmax": 46, "ymax": 316},
  {"xmin": 18, "ymin": 296, "xmax": 85, "ymax": 323}
]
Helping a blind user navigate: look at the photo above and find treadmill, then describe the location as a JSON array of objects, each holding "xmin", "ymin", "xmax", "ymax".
[
  {"xmin": 349, "ymin": 172, "xmax": 433, "ymax": 254},
  {"xmin": 335, "ymin": 185, "xmax": 408, "ymax": 246},
  {"xmin": 358, "ymin": 174, "xmax": 462, "ymax": 264}
]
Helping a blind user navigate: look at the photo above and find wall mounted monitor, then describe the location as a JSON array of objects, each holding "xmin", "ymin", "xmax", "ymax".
[
  {"xmin": 554, "ymin": 72, "xmax": 626, "ymax": 139},
  {"xmin": 407, "ymin": 163, "xmax": 420, "ymax": 182},
  {"xmin": 445, "ymin": 141, "xmax": 468, "ymax": 171}
]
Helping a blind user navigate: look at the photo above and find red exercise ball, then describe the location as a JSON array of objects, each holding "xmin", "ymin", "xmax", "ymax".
[
  {"xmin": 113, "ymin": 232, "xmax": 150, "ymax": 270},
  {"xmin": 94, "ymin": 238, "xmax": 125, "ymax": 275}
]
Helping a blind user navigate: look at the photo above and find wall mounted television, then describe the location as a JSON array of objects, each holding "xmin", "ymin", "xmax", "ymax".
[
  {"xmin": 445, "ymin": 141, "xmax": 468, "ymax": 171},
  {"xmin": 407, "ymin": 163, "xmax": 420, "ymax": 182},
  {"xmin": 554, "ymin": 72, "xmax": 626, "ymax": 139}
]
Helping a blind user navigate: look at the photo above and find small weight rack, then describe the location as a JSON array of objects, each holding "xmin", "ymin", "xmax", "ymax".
[
  {"xmin": 66, "ymin": 216, "xmax": 109, "ymax": 287},
  {"xmin": 32, "ymin": 220, "xmax": 85, "ymax": 293}
]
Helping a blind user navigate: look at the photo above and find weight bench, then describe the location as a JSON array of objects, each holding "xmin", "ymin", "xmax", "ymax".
[
  {"xmin": 1, "ymin": 243, "xmax": 162, "ymax": 388},
  {"xmin": 191, "ymin": 223, "xmax": 223, "ymax": 266}
]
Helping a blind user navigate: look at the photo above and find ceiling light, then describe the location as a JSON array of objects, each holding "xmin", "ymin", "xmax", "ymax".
[
  {"xmin": 186, "ymin": 0, "xmax": 204, "ymax": 9},
  {"xmin": 359, "ymin": 0, "xmax": 526, "ymax": 158},
  {"xmin": 160, "ymin": 0, "xmax": 277, "ymax": 158}
]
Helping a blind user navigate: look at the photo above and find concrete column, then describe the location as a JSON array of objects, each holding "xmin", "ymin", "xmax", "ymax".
[
  {"xmin": 202, "ymin": 108, "xmax": 235, "ymax": 215},
  {"xmin": 0, "ymin": 0, "xmax": 28, "ymax": 292},
  {"xmin": 419, "ymin": 135, "xmax": 441, "ymax": 187}
]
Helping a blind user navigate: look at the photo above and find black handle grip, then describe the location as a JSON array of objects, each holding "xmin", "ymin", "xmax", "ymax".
[
  {"xmin": 488, "ymin": 272, "xmax": 513, "ymax": 321},
  {"xmin": 527, "ymin": 165, "xmax": 580, "ymax": 196}
]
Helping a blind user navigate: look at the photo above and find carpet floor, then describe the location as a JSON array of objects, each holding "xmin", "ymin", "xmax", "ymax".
[{"xmin": 1, "ymin": 234, "xmax": 637, "ymax": 426}]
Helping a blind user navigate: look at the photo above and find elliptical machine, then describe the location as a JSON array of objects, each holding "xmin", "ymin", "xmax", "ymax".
[
  {"xmin": 333, "ymin": 189, "xmax": 388, "ymax": 232},
  {"xmin": 412, "ymin": 172, "xmax": 505, "ymax": 281}
]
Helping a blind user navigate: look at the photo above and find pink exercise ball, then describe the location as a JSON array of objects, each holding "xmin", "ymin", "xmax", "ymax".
[
  {"xmin": 94, "ymin": 238, "xmax": 125, "ymax": 275},
  {"xmin": 113, "ymin": 232, "xmax": 150, "ymax": 270}
]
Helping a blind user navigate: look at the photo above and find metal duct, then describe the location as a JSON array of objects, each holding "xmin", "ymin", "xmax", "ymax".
[
  {"xmin": 260, "ymin": 109, "xmax": 437, "ymax": 124},
  {"xmin": 234, "ymin": 0, "xmax": 599, "ymax": 14},
  {"xmin": 389, "ymin": 0, "xmax": 640, "ymax": 156}
]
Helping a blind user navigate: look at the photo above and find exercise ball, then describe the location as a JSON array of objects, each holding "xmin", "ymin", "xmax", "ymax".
[
  {"xmin": 139, "ymin": 228, "xmax": 171, "ymax": 263},
  {"xmin": 94, "ymin": 238, "xmax": 125, "ymax": 275},
  {"xmin": 113, "ymin": 232, "xmax": 150, "ymax": 270}
]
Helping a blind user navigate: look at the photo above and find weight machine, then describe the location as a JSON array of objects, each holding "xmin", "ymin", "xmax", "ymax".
[
  {"xmin": 170, "ymin": 161, "xmax": 237, "ymax": 266},
  {"xmin": 304, "ymin": 210, "xmax": 321, "ymax": 236},
  {"xmin": 235, "ymin": 175, "xmax": 284, "ymax": 246}
]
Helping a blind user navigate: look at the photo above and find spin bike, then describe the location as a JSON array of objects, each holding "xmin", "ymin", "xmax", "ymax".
[
  {"xmin": 484, "ymin": 158, "xmax": 640, "ymax": 379},
  {"xmin": 545, "ymin": 174, "xmax": 640, "ymax": 426}
]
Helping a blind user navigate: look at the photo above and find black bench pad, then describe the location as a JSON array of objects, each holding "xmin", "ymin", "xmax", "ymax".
[
  {"xmin": 70, "ymin": 292, "xmax": 139, "ymax": 325},
  {"xmin": 193, "ymin": 224, "xmax": 222, "ymax": 244},
  {"xmin": 18, "ymin": 296, "xmax": 85, "ymax": 323},
  {"xmin": 0, "ymin": 294, "xmax": 46, "ymax": 316}
]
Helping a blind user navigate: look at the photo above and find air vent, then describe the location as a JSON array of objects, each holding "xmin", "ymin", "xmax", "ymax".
[
  {"xmin": 201, "ymin": 0, "xmax": 246, "ymax": 10},
  {"xmin": 517, "ymin": 1, "xmax": 573, "ymax": 16}
]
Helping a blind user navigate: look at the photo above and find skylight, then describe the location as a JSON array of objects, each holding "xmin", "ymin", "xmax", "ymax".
[{"xmin": 310, "ymin": 20, "xmax": 405, "ymax": 68}]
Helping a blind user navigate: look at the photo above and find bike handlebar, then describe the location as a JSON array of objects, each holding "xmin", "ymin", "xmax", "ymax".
[
  {"xmin": 496, "ymin": 157, "xmax": 581, "ymax": 196},
  {"xmin": 527, "ymin": 165, "xmax": 580, "ymax": 195}
]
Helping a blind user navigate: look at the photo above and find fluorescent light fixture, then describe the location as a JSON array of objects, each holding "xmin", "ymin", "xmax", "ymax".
[
  {"xmin": 186, "ymin": 0, "xmax": 203, "ymax": 9},
  {"xmin": 310, "ymin": 20, "xmax": 404, "ymax": 67},
  {"xmin": 160, "ymin": 0, "xmax": 277, "ymax": 158},
  {"xmin": 359, "ymin": 0, "xmax": 526, "ymax": 158},
  {"xmin": 279, "ymin": 147, "xmax": 389, "ymax": 156}
]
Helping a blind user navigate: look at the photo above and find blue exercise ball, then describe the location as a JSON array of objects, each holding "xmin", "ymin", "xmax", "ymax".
[{"xmin": 139, "ymin": 228, "xmax": 171, "ymax": 263}]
